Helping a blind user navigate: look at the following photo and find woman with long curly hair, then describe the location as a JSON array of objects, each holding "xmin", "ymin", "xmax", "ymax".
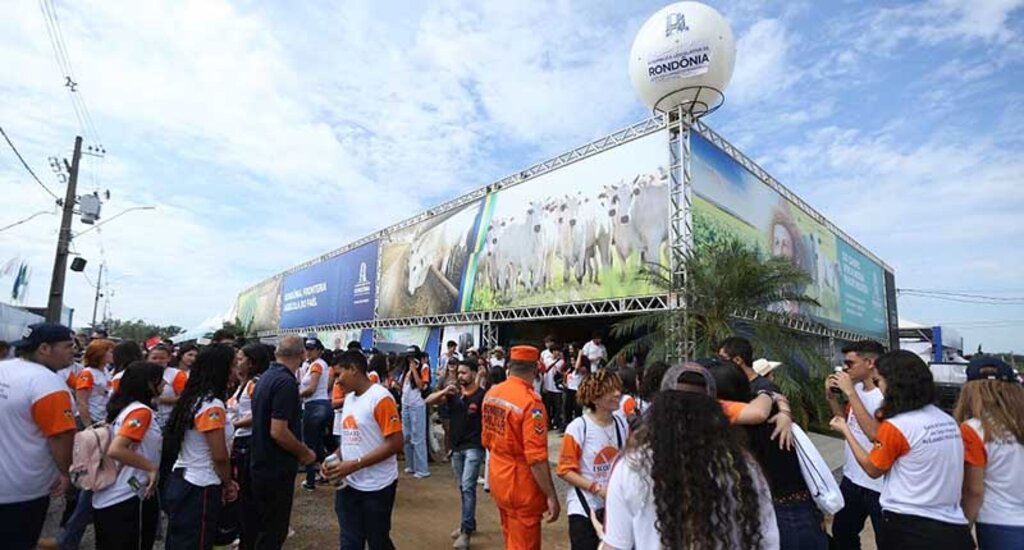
[
  {"xmin": 601, "ymin": 364, "xmax": 779, "ymax": 549},
  {"xmin": 556, "ymin": 369, "xmax": 629, "ymax": 550},
  {"xmin": 831, "ymin": 350, "xmax": 973, "ymax": 549},
  {"xmin": 162, "ymin": 344, "xmax": 238, "ymax": 550},
  {"xmin": 954, "ymin": 355, "xmax": 1024, "ymax": 549}
]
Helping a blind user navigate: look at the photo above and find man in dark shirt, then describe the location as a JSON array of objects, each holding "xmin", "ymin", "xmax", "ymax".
[
  {"xmin": 250, "ymin": 334, "xmax": 316, "ymax": 550},
  {"xmin": 426, "ymin": 359, "xmax": 485, "ymax": 549},
  {"xmin": 717, "ymin": 336, "xmax": 794, "ymax": 449}
]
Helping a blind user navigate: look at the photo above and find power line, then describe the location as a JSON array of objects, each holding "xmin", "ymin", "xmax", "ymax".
[
  {"xmin": 899, "ymin": 291, "xmax": 1024, "ymax": 306},
  {"xmin": 899, "ymin": 288, "xmax": 1024, "ymax": 302},
  {"xmin": 38, "ymin": 0, "xmax": 103, "ymax": 147},
  {"xmin": 0, "ymin": 125, "xmax": 60, "ymax": 200}
]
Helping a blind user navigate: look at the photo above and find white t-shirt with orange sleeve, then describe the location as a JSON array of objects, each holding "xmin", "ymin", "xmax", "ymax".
[
  {"xmin": 233, "ymin": 378, "xmax": 258, "ymax": 438},
  {"xmin": 156, "ymin": 367, "xmax": 188, "ymax": 427},
  {"xmin": 338, "ymin": 384, "xmax": 403, "ymax": 491},
  {"xmin": 76, "ymin": 366, "xmax": 111, "ymax": 424},
  {"xmin": 0, "ymin": 358, "xmax": 77, "ymax": 503},
  {"xmin": 93, "ymin": 402, "xmax": 162, "ymax": 509},
  {"xmin": 961, "ymin": 417, "xmax": 1024, "ymax": 526},
  {"xmin": 556, "ymin": 414, "xmax": 629, "ymax": 517},
  {"xmin": 300, "ymin": 358, "xmax": 331, "ymax": 403},
  {"xmin": 868, "ymin": 404, "xmax": 967, "ymax": 525},
  {"xmin": 173, "ymin": 397, "xmax": 232, "ymax": 487}
]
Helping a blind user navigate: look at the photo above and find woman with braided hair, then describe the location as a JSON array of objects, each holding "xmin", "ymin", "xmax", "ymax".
[{"xmin": 600, "ymin": 364, "xmax": 779, "ymax": 549}]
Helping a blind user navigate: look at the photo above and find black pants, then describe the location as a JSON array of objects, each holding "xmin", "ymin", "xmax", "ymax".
[
  {"xmin": 543, "ymin": 391, "xmax": 564, "ymax": 429},
  {"xmin": 832, "ymin": 477, "xmax": 883, "ymax": 549},
  {"xmin": 233, "ymin": 436, "xmax": 257, "ymax": 550},
  {"xmin": 334, "ymin": 481, "xmax": 398, "ymax": 550},
  {"xmin": 94, "ymin": 495, "xmax": 160, "ymax": 550},
  {"xmin": 879, "ymin": 511, "xmax": 974, "ymax": 550},
  {"xmin": 568, "ymin": 514, "xmax": 601, "ymax": 550},
  {"xmin": 0, "ymin": 495, "xmax": 49, "ymax": 550},
  {"xmin": 251, "ymin": 469, "xmax": 296, "ymax": 550},
  {"xmin": 163, "ymin": 470, "xmax": 223, "ymax": 550},
  {"xmin": 563, "ymin": 390, "xmax": 580, "ymax": 424}
]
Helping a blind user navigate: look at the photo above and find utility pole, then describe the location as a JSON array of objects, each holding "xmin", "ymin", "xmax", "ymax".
[
  {"xmin": 45, "ymin": 136, "xmax": 82, "ymax": 323},
  {"xmin": 90, "ymin": 261, "xmax": 103, "ymax": 329}
]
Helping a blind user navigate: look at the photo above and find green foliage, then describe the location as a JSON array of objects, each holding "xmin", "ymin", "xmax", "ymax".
[
  {"xmin": 221, "ymin": 316, "xmax": 254, "ymax": 338},
  {"xmin": 105, "ymin": 318, "xmax": 184, "ymax": 342},
  {"xmin": 611, "ymin": 237, "xmax": 833, "ymax": 425}
]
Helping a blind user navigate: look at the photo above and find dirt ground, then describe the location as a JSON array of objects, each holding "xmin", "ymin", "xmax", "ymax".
[{"xmin": 38, "ymin": 458, "xmax": 572, "ymax": 550}]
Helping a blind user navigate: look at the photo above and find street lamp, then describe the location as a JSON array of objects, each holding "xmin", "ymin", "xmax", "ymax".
[{"xmin": 73, "ymin": 205, "xmax": 157, "ymax": 239}]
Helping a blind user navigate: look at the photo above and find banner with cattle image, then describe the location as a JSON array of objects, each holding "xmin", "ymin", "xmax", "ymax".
[
  {"xmin": 466, "ymin": 130, "xmax": 670, "ymax": 310},
  {"xmin": 376, "ymin": 200, "xmax": 484, "ymax": 318},
  {"xmin": 690, "ymin": 133, "xmax": 888, "ymax": 339}
]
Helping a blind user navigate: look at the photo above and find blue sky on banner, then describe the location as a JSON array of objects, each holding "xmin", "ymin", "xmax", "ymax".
[{"xmin": 1, "ymin": 0, "xmax": 1021, "ymax": 350}]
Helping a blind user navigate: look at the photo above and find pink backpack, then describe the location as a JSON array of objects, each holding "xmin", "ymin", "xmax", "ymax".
[{"xmin": 69, "ymin": 422, "xmax": 120, "ymax": 491}]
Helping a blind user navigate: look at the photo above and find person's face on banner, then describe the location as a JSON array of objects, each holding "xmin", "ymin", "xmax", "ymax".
[{"xmin": 772, "ymin": 223, "xmax": 794, "ymax": 259}]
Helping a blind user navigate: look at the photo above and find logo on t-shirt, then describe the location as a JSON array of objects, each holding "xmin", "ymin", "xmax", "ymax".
[
  {"xmin": 593, "ymin": 446, "xmax": 618, "ymax": 481},
  {"xmin": 342, "ymin": 415, "xmax": 361, "ymax": 445}
]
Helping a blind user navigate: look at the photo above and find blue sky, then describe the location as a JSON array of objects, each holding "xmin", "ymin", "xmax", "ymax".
[{"xmin": 1, "ymin": 0, "xmax": 1021, "ymax": 351}]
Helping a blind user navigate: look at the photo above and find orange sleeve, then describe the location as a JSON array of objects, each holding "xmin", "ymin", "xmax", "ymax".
[
  {"xmin": 373, "ymin": 396, "xmax": 403, "ymax": 437},
  {"xmin": 622, "ymin": 396, "xmax": 636, "ymax": 416},
  {"xmin": 195, "ymin": 406, "xmax": 226, "ymax": 432},
  {"xmin": 246, "ymin": 380, "xmax": 256, "ymax": 397},
  {"xmin": 310, "ymin": 362, "xmax": 323, "ymax": 376},
  {"xmin": 555, "ymin": 433, "xmax": 582, "ymax": 476},
  {"xmin": 31, "ymin": 390, "xmax": 76, "ymax": 437},
  {"xmin": 719, "ymin": 400, "xmax": 746, "ymax": 424},
  {"xmin": 523, "ymin": 398, "xmax": 550, "ymax": 465},
  {"xmin": 76, "ymin": 370, "xmax": 95, "ymax": 391},
  {"xmin": 961, "ymin": 422, "xmax": 987, "ymax": 467},
  {"xmin": 421, "ymin": 366, "xmax": 431, "ymax": 385},
  {"xmin": 869, "ymin": 420, "xmax": 911, "ymax": 472},
  {"xmin": 111, "ymin": 377, "xmax": 121, "ymax": 394},
  {"xmin": 117, "ymin": 408, "xmax": 153, "ymax": 442},
  {"xmin": 65, "ymin": 370, "xmax": 78, "ymax": 389},
  {"xmin": 368, "ymin": 372, "xmax": 380, "ymax": 384},
  {"xmin": 332, "ymin": 382, "xmax": 344, "ymax": 401},
  {"xmin": 172, "ymin": 370, "xmax": 188, "ymax": 395}
]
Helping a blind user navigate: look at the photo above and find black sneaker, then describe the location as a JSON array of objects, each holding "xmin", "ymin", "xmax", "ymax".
[{"xmin": 302, "ymin": 481, "xmax": 316, "ymax": 491}]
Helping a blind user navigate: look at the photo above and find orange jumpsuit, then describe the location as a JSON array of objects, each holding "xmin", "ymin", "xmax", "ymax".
[{"xmin": 481, "ymin": 376, "xmax": 550, "ymax": 550}]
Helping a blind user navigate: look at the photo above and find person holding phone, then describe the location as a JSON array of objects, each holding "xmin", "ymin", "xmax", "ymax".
[{"xmin": 401, "ymin": 346, "xmax": 431, "ymax": 479}]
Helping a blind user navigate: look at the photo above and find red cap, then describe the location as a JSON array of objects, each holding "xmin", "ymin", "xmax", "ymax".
[{"xmin": 509, "ymin": 345, "xmax": 540, "ymax": 363}]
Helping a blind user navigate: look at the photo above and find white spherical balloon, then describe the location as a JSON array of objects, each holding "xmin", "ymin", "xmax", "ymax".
[{"xmin": 629, "ymin": 2, "xmax": 736, "ymax": 115}]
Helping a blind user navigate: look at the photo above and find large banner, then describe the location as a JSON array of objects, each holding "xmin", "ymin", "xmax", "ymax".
[
  {"xmin": 235, "ymin": 276, "xmax": 282, "ymax": 333},
  {"xmin": 279, "ymin": 241, "xmax": 379, "ymax": 329},
  {"xmin": 377, "ymin": 201, "xmax": 484, "ymax": 318},
  {"xmin": 466, "ymin": 130, "xmax": 669, "ymax": 310},
  {"xmin": 691, "ymin": 133, "xmax": 888, "ymax": 338}
]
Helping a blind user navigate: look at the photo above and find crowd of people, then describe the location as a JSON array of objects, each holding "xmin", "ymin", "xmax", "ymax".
[{"xmin": 0, "ymin": 322, "xmax": 1021, "ymax": 550}]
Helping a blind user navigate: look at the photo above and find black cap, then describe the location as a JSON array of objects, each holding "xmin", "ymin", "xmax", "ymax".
[
  {"xmin": 12, "ymin": 322, "xmax": 75, "ymax": 351},
  {"xmin": 966, "ymin": 355, "xmax": 1017, "ymax": 383},
  {"xmin": 304, "ymin": 337, "xmax": 324, "ymax": 350}
]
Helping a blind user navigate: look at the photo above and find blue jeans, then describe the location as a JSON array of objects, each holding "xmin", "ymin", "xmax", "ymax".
[
  {"xmin": 774, "ymin": 498, "xmax": 827, "ymax": 550},
  {"xmin": 58, "ymin": 489, "xmax": 93, "ymax": 550},
  {"xmin": 451, "ymin": 447, "xmax": 484, "ymax": 534},
  {"xmin": 334, "ymin": 481, "xmax": 397, "ymax": 550},
  {"xmin": 976, "ymin": 522, "xmax": 1024, "ymax": 550},
  {"xmin": 402, "ymin": 403, "xmax": 429, "ymax": 476},
  {"xmin": 302, "ymin": 399, "xmax": 332, "ymax": 485},
  {"xmin": 832, "ymin": 477, "xmax": 883, "ymax": 549}
]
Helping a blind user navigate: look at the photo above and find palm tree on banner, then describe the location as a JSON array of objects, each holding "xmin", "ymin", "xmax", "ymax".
[{"xmin": 611, "ymin": 238, "xmax": 831, "ymax": 425}]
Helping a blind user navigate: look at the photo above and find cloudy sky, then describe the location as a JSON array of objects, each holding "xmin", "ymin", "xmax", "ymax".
[{"xmin": 1, "ymin": 0, "xmax": 1021, "ymax": 351}]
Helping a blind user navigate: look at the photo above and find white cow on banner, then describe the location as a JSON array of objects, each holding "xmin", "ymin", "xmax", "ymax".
[{"xmin": 406, "ymin": 211, "xmax": 473, "ymax": 296}]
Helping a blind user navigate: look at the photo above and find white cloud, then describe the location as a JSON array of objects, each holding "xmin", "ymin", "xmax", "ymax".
[{"xmin": 730, "ymin": 18, "xmax": 798, "ymax": 106}]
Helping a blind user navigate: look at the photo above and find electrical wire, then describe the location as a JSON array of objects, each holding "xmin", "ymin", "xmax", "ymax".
[
  {"xmin": 899, "ymin": 288, "xmax": 1024, "ymax": 302},
  {"xmin": 38, "ymin": 0, "xmax": 103, "ymax": 146},
  {"xmin": 0, "ymin": 126, "xmax": 60, "ymax": 200}
]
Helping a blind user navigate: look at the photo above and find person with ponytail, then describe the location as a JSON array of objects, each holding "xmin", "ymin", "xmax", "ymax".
[
  {"xmin": 955, "ymin": 355, "xmax": 1024, "ymax": 549},
  {"xmin": 92, "ymin": 362, "xmax": 164, "ymax": 550},
  {"xmin": 162, "ymin": 345, "xmax": 238, "ymax": 550},
  {"xmin": 601, "ymin": 363, "xmax": 779, "ymax": 550}
]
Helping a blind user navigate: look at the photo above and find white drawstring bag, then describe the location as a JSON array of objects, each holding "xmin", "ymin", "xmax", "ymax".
[{"xmin": 792, "ymin": 423, "xmax": 845, "ymax": 514}]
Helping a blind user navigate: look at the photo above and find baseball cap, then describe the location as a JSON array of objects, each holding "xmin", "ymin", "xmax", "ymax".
[
  {"xmin": 12, "ymin": 322, "xmax": 75, "ymax": 351},
  {"xmin": 304, "ymin": 337, "xmax": 324, "ymax": 350},
  {"xmin": 966, "ymin": 355, "xmax": 1017, "ymax": 382},
  {"xmin": 660, "ymin": 363, "xmax": 717, "ymax": 397}
]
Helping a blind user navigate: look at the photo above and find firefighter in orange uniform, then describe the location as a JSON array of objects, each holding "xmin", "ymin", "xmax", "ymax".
[{"xmin": 481, "ymin": 345, "xmax": 560, "ymax": 550}]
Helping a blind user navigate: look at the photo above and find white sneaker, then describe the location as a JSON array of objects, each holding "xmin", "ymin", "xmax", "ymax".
[
  {"xmin": 413, "ymin": 472, "xmax": 432, "ymax": 479},
  {"xmin": 453, "ymin": 532, "xmax": 471, "ymax": 549}
]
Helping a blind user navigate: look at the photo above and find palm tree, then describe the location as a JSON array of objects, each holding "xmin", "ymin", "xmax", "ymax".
[{"xmin": 612, "ymin": 238, "xmax": 832, "ymax": 425}]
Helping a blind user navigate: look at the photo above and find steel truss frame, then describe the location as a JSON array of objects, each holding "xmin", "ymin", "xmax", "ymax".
[{"xmin": 254, "ymin": 115, "xmax": 889, "ymax": 349}]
